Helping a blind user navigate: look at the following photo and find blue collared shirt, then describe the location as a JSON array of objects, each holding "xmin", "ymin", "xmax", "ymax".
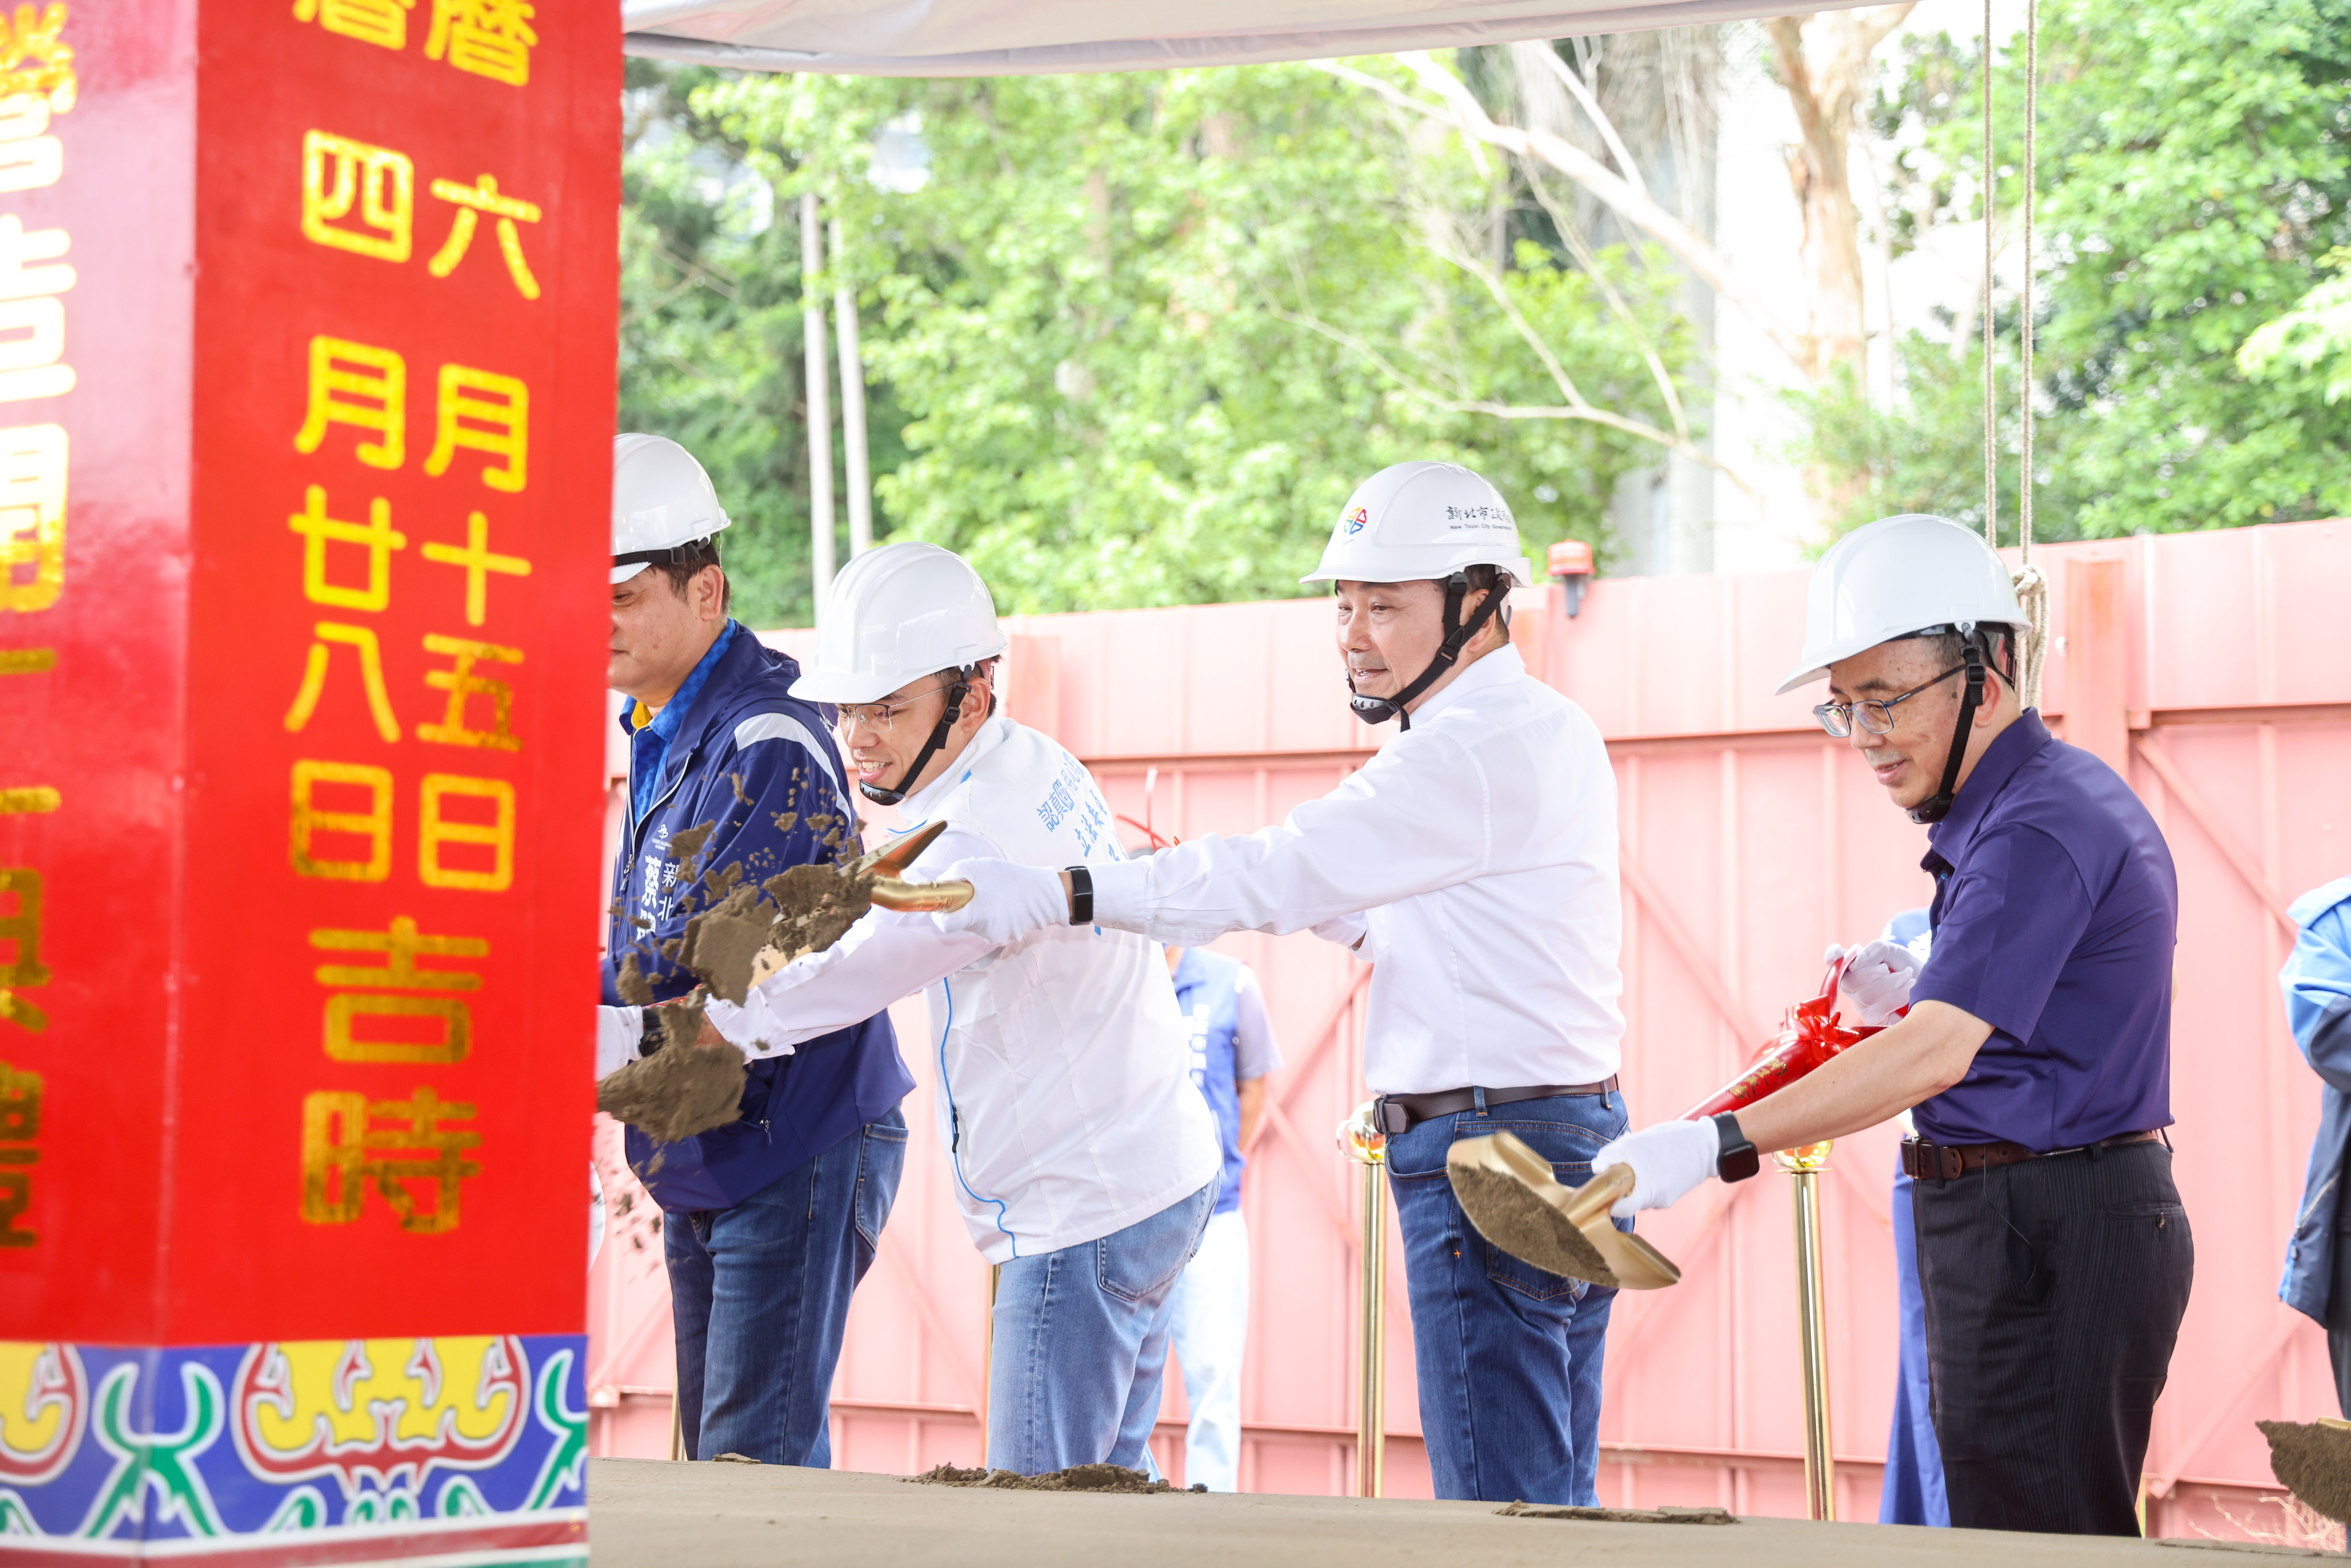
[
  {"xmin": 1908, "ymin": 710, "xmax": 2179, "ymax": 1150},
  {"xmin": 624, "ymin": 619, "xmax": 738, "ymax": 824}
]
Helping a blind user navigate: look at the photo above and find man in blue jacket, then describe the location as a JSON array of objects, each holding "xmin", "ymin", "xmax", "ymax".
[
  {"xmin": 592, "ymin": 435, "xmax": 913, "ymax": 1465},
  {"xmin": 2280, "ymin": 875, "xmax": 2351, "ymax": 1413}
]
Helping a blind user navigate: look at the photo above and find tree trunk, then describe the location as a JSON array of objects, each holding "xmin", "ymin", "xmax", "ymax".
[{"xmin": 1767, "ymin": 7, "xmax": 1915, "ymax": 382}]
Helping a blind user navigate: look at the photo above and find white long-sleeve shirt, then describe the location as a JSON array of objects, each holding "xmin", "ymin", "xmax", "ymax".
[
  {"xmin": 1091, "ymin": 644, "xmax": 1624, "ymax": 1096},
  {"xmin": 702, "ymin": 717, "xmax": 1220, "ymax": 1263}
]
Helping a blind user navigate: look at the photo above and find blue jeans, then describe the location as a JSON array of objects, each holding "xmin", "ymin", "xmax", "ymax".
[
  {"xmin": 988, "ymin": 1181, "xmax": 1217, "ymax": 1475},
  {"xmin": 1385, "ymin": 1088, "xmax": 1631, "ymax": 1504},
  {"xmin": 666, "ymin": 1108, "xmax": 907, "ymax": 1465}
]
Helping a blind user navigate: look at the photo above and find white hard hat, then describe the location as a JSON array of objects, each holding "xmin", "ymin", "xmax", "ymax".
[
  {"xmin": 612, "ymin": 433, "xmax": 730, "ymax": 584},
  {"xmin": 1301, "ymin": 461, "xmax": 1533, "ymax": 587},
  {"xmin": 790, "ymin": 542, "xmax": 1009, "ymax": 705},
  {"xmin": 1776, "ymin": 514, "xmax": 2030, "ymax": 694}
]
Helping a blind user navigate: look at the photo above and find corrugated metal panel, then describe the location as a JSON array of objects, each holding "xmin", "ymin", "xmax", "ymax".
[{"xmin": 588, "ymin": 519, "xmax": 2351, "ymax": 1537}]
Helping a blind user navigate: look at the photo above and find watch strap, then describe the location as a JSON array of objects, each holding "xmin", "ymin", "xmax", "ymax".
[
  {"xmin": 1065, "ymin": 864, "xmax": 1094, "ymax": 925},
  {"xmin": 1713, "ymin": 1113, "xmax": 1761, "ymax": 1183}
]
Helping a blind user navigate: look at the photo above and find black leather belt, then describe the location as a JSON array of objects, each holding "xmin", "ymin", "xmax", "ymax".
[
  {"xmin": 1378, "ymin": 1078, "xmax": 1619, "ymax": 1136},
  {"xmin": 1902, "ymin": 1128, "xmax": 2162, "ymax": 1181}
]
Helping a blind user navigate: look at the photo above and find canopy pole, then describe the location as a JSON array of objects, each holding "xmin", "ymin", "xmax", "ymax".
[
  {"xmin": 801, "ymin": 192, "xmax": 836, "ymax": 610},
  {"xmin": 1983, "ymin": 0, "xmax": 2049, "ymax": 709},
  {"xmin": 832, "ymin": 217, "xmax": 874, "ymax": 558}
]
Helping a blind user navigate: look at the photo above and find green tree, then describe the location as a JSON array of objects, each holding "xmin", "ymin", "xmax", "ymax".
[
  {"xmin": 1791, "ymin": 0, "xmax": 2351, "ymax": 542},
  {"xmin": 629, "ymin": 60, "xmax": 1694, "ymax": 618}
]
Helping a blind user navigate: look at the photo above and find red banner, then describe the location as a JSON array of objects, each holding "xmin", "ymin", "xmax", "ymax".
[{"xmin": 2, "ymin": 0, "xmax": 616, "ymax": 1344}]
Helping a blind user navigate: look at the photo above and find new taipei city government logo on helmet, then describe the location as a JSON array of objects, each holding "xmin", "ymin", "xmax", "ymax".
[{"xmin": 1341, "ymin": 506, "xmax": 1368, "ymax": 537}]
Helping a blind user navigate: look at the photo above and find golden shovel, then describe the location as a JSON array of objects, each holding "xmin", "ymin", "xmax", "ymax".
[
  {"xmin": 853, "ymin": 820, "xmax": 975, "ymax": 913},
  {"xmin": 1447, "ymin": 1131, "xmax": 1682, "ymax": 1290}
]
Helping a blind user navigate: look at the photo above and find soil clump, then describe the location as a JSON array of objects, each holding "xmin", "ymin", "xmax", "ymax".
[
  {"xmin": 2259, "ymin": 1418, "xmax": 2351, "ymax": 1523},
  {"xmin": 596, "ymin": 1035, "xmax": 743, "ymax": 1144},
  {"xmin": 906, "ymin": 1462, "xmax": 1197, "ymax": 1495}
]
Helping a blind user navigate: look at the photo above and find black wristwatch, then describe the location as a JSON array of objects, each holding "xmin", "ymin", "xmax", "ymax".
[
  {"xmin": 1713, "ymin": 1113, "xmax": 1760, "ymax": 1182},
  {"xmin": 1065, "ymin": 864, "xmax": 1094, "ymax": 925}
]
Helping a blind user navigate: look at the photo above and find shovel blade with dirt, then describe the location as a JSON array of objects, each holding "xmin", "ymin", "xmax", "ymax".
[{"xmin": 1447, "ymin": 1130, "xmax": 1682, "ymax": 1291}]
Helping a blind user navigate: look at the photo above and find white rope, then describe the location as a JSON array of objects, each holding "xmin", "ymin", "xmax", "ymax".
[{"xmin": 1986, "ymin": 0, "xmax": 2051, "ymax": 710}]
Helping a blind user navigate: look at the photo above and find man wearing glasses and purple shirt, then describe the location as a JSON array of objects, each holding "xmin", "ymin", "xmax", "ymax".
[{"xmin": 1578, "ymin": 514, "xmax": 2193, "ymax": 1536}]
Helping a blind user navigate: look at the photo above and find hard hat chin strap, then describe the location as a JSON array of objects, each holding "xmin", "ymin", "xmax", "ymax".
[
  {"xmin": 1908, "ymin": 635, "xmax": 1988, "ymax": 826},
  {"xmin": 859, "ymin": 672, "xmax": 972, "ymax": 808},
  {"xmin": 1349, "ymin": 572, "xmax": 1507, "ymax": 732}
]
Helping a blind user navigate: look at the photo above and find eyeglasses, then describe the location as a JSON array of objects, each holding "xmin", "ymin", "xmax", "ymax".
[
  {"xmin": 833, "ymin": 678, "xmax": 956, "ymax": 736},
  {"xmin": 1813, "ymin": 665, "xmax": 1965, "ymax": 738}
]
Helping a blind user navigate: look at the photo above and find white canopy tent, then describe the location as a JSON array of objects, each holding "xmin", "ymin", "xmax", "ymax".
[{"xmin": 619, "ymin": 0, "xmax": 1870, "ymax": 76}]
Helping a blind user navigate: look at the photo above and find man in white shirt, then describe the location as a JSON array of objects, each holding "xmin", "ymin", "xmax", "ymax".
[
  {"xmin": 929, "ymin": 463, "xmax": 1630, "ymax": 1506},
  {"xmin": 677, "ymin": 541, "xmax": 1223, "ymax": 1477}
]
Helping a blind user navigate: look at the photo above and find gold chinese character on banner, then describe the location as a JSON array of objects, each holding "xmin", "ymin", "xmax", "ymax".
[
  {"xmin": 0, "ymin": 868, "xmax": 46, "ymax": 1034},
  {"xmin": 416, "ymin": 633, "xmax": 521, "ymax": 751},
  {"xmin": 301, "ymin": 131, "xmax": 413, "ymax": 263},
  {"xmin": 424, "ymin": 364, "xmax": 525, "ymax": 491},
  {"xmin": 421, "ymin": 513, "xmax": 529, "ymax": 627},
  {"xmin": 423, "ymin": 0, "xmax": 533, "ymax": 86},
  {"xmin": 418, "ymin": 773, "xmax": 513, "ymax": 891},
  {"xmin": 293, "ymin": 336, "xmax": 405, "ymax": 468},
  {"xmin": 0, "ymin": 1058, "xmax": 38, "ymax": 1248},
  {"xmin": 300, "ymin": 1085, "xmax": 480, "ymax": 1233},
  {"xmin": 0, "ymin": 96, "xmax": 60, "ymax": 195},
  {"xmin": 292, "ymin": 0, "xmax": 414, "ymax": 50},
  {"xmin": 0, "ymin": 212, "xmax": 73, "ymax": 405},
  {"xmin": 426, "ymin": 174, "xmax": 540, "ymax": 299},
  {"xmin": 311, "ymin": 916, "xmax": 486, "ymax": 1064},
  {"xmin": 0, "ymin": 421, "xmax": 63, "ymax": 612},
  {"xmin": 290, "ymin": 758, "xmax": 393, "ymax": 882},
  {"xmin": 0, "ymin": 3, "xmax": 74, "ymax": 115},
  {"xmin": 284, "ymin": 622, "xmax": 401, "ymax": 743},
  {"xmin": 288, "ymin": 485, "xmax": 406, "ymax": 611}
]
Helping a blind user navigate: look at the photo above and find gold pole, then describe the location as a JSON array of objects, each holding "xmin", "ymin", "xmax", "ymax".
[
  {"xmin": 981, "ymin": 1262, "xmax": 1000, "ymax": 1461},
  {"xmin": 1776, "ymin": 1140, "xmax": 1835, "ymax": 1520},
  {"xmin": 669, "ymin": 1384, "xmax": 686, "ymax": 1462},
  {"xmin": 1339, "ymin": 1101, "xmax": 1388, "ymax": 1499}
]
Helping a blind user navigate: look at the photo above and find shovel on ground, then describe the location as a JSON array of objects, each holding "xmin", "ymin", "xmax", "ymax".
[
  {"xmin": 853, "ymin": 820, "xmax": 976, "ymax": 912},
  {"xmin": 1448, "ymin": 1131, "xmax": 1682, "ymax": 1290}
]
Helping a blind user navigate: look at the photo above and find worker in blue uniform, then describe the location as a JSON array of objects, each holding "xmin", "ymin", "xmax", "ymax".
[
  {"xmin": 1163, "ymin": 944, "xmax": 1283, "ymax": 1491},
  {"xmin": 591, "ymin": 435, "xmax": 913, "ymax": 1466},
  {"xmin": 1591, "ymin": 514, "xmax": 2192, "ymax": 1537},
  {"xmin": 2279, "ymin": 876, "xmax": 2351, "ymax": 1413}
]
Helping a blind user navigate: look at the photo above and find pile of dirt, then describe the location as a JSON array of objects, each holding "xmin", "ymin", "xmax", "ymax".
[
  {"xmin": 906, "ymin": 1462, "xmax": 1200, "ymax": 1495},
  {"xmin": 2259, "ymin": 1418, "xmax": 2351, "ymax": 1524},
  {"xmin": 1495, "ymin": 1500, "xmax": 1737, "ymax": 1526}
]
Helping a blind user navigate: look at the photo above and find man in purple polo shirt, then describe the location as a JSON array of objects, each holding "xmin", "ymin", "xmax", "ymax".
[{"xmin": 1581, "ymin": 515, "xmax": 2193, "ymax": 1536}]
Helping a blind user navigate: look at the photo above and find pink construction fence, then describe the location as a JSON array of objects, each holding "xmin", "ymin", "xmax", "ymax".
[{"xmin": 587, "ymin": 518, "xmax": 2351, "ymax": 1540}]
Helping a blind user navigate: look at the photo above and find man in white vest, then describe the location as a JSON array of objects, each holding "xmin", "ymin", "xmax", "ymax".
[
  {"xmin": 924, "ymin": 463, "xmax": 1631, "ymax": 1507},
  {"xmin": 697, "ymin": 541, "xmax": 1222, "ymax": 1478}
]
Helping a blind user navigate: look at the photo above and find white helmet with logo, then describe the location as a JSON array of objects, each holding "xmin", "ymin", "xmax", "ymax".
[
  {"xmin": 1776, "ymin": 514, "xmax": 2030, "ymax": 694},
  {"xmin": 790, "ymin": 542, "xmax": 1009, "ymax": 707},
  {"xmin": 612, "ymin": 433, "xmax": 730, "ymax": 585},
  {"xmin": 1302, "ymin": 461, "xmax": 1533, "ymax": 587}
]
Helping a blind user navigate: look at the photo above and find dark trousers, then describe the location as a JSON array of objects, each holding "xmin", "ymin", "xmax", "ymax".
[
  {"xmin": 666, "ymin": 1109, "xmax": 907, "ymax": 1465},
  {"xmin": 1912, "ymin": 1138, "xmax": 2193, "ymax": 1536},
  {"xmin": 2324, "ymin": 1223, "xmax": 2351, "ymax": 1416}
]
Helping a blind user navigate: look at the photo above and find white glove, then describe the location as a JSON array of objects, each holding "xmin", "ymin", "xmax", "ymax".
[
  {"xmin": 1310, "ymin": 912, "xmax": 1368, "ymax": 952},
  {"xmin": 928, "ymin": 857, "xmax": 1069, "ymax": 947},
  {"xmin": 1837, "ymin": 937, "xmax": 1921, "ymax": 1027},
  {"xmin": 1592, "ymin": 1118, "xmax": 1720, "ymax": 1218}
]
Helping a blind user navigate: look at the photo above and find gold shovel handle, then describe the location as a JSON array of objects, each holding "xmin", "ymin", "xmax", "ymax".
[
  {"xmin": 869, "ymin": 875, "xmax": 973, "ymax": 913},
  {"xmin": 1566, "ymin": 1162, "xmax": 1634, "ymax": 1228}
]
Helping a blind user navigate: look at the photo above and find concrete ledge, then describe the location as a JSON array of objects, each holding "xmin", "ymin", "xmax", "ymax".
[{"xmin": 585, "ymin": 1458, "xmax": 2237, "ymax": 1566}]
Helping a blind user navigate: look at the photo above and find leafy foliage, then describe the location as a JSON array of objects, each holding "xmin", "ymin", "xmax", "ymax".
[
  {"xmin": 623, "ymin": 60, "xmax": 1692, "ymax": 620},
  {"xmin": 1794, "ymin": 0, "xmax": 2351, "ymax": 542}
]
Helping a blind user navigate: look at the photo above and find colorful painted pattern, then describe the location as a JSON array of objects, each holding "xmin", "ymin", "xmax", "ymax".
[{"xmin": 0, "ymin": 1334, "xmax": 584, "ymax": 1565}]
